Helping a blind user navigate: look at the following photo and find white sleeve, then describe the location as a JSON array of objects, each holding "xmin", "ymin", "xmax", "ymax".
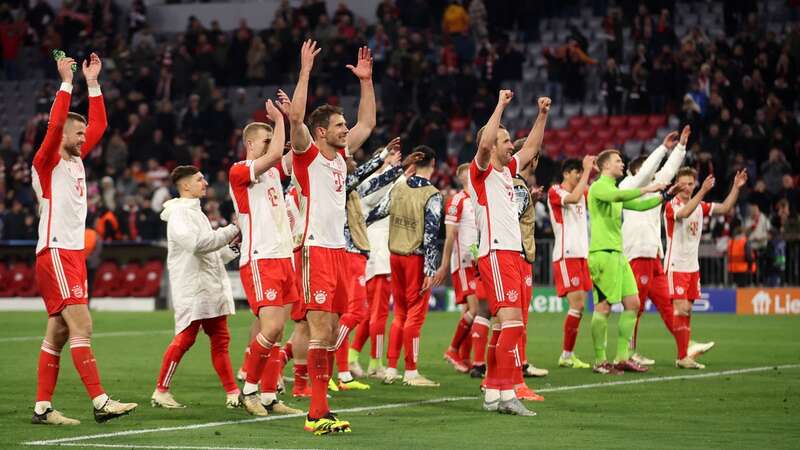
[
  {"xmin": 619, "ymin": 145, "xmax": 667, "ymax": 189},
  {"xmin": 654, "ymin": 143, "xmax": 686, "ymax": 184}
]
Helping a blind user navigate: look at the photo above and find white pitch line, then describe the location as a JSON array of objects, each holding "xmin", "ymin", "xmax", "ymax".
[
  {"xmin": 24, "ymin": 444, "xmax": 317, "ymax": 450},
  {"xmin": 23, "ymin": 364, "xmax": 800, "ymax": 447}
]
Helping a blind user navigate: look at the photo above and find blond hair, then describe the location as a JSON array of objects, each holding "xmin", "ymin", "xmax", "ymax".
[{"xmin": 243, "ymin": 122, "xmax": 274, "ymax": 142}]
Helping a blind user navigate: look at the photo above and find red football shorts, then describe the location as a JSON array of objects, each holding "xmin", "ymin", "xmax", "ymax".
[
  {"xmin": 553, "ymin": 258, "xmax": 593, "ymax": 297},
  {"xmin": 668, "ymin": 270, "xmax": 701, "ymax": 301},
  {"xmin": 36, "ymin": 248, "xmax": 88, "ymax": 316},
  {"xmin": 348, "ymin": 252, "xmax": 368, "ymax": 302},
  {"xmin": 518, "ymin": 256, "xmax": 533, "ymax": 310},
  {"xmin": 451, "ymin": 266, "xmax": 478, "ymax": 304},
  {"xmin": 291, "ymin": 249, "xmax": 305, "ymax": 321},
  {"xmin": 300, "ymin": 246, "xmax": 350, "ymax": 314},
  {"xmin": 477, "ymin": 250, "xmax": 525, "ymax": 315},
  {"xmin": 240, "ymin": 257, "xmax": 298, "ymax": 316}
]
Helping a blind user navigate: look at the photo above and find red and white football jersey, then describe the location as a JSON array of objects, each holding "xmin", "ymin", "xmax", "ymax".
[
  {"xmin": 444, "ymin": 190, "xmax": 478, "ymax": 271},
  {"xmin": 468, "ymin": 156, "xmax": 522, "ymax": 258},
  {"xmin": 547, "ymin": 184, "xmax": 589, "ymax": 261},
  {"xmin": 664, "ymin": 198, "xmax": 716, "ymax": 272},
  {"xmin": 229, "ymin": 159, "xmax": 293, "ymax": 265},
  {"xmin": 291, "ymin": 142, "xmax": 347, "ymax": 248},
  {"xmin": 32, "ymin": 85, "xmax": 106, "ymax": 254}
]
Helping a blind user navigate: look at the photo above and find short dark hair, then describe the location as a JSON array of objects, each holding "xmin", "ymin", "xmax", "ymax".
[
  {"xmin": 513, "ymin": 138, "xmax": 526, "ymax": 154},
  {"xmin": 67, "ymin": 112, "xmax": 87, "ymax": 125},
  {"xmin": 308, "ymin": 104, "xmax": 344, "ymax": 135},
  {"xmin": 596, "ymin": 149, "xmax": 621, "ymax": 171},
  {"xmin": 628, "ymin": 155, "xmax": 647, "ymax": 175},
  {"xmin": 412, "ymin": 145, "xmax": 436, "ymax": 167},
  {"xmin": 170, "ymin": 165, "xmax": 199, "ymax": 185},
  {"xmin": 561, "ymin": 158, "xmax": 583, "ymax": 176},
  {"xmin": 676, "ymin": 166, "xmax": 698, "ymax": 179}
]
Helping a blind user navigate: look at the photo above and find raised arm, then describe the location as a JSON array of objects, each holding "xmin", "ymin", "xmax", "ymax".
[
  {"xmin": 563, "ymin": 155, "xmax": 595, "ymax": 204},
  {"xmin": 345, "ymin": 46, "xmax": 376, "ymax": 152},
  {"xmin": 252, "ymin": 99, "xmax": 286, "ymax": 177},
  {"xmin": 365, "ymin": 189, "xmax": 392, "ymax": 225},
  {"xmin": 421, "ymin": 192, "xmax": 444, "ymax": 286},
  {"xmin": 592, "ymin": 180, "xmax": 647, "ymax": 203},
  {"xmin": 33, "ymin": 56, "xmax": 75, "ymax": 170},
  {"xmin": 475, "ymin": 90, "xmax": 513, "ymax": 169},
  {"xmin": 712, "ymin": 170, "xmax": 747, "ymax": 216},
  {"xmin": 676, "ymin": 175, "xmax": 715, "ymax": 219},
  {"xmin": 622, "ymin": 195, "xmax": 663, "ymax": 211},
  {"xmin": 289, "ymin": 40, "xmax": 319, "ymax": 154},
  {"xmin": 514, "ymin": 97, "xmax": 551, "ymax": 169},
  {"xmin": 346, "ymin": 148, "xmax": 388, "ymax": 193},
  {"xmin": 618, "ymin": 131, "xmax": 677, "ymax": 189},
  {"xmin": 652, "ymin": 126, "xmax": 689, "ymax": 184},
  {"xmin": 81, "ymin": 52, "xmax": 107, "ymax": 159}
]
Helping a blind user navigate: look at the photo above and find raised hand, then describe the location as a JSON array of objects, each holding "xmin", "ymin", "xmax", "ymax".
[
  {"xmin": 384, "ymin": 136, "xmax": 401, "ymax": 153},
  {"xmin": 402, "ymin": 151, "xmax": 425, "ymax": 169},
  {"xmin": 530, "ymin": 186, "xmax": 544, "ymax": 201},
  {"xmin": 733, "ymin": 169, "xmax": 748, "ymax": 188},
  {"xmin": 276, "ymin": 89, "xmax": 291, "ymax": 115},
  {"xmin": 385, "ymin": 148, "xmax": 401, "ymax": 166},
  {"xmin": 497, "ymin": 89, "xmax": 514, "ymax": 108},
  {"xmin": 662, "ymin": 131, "xmax": 679, "ymax": 150},
  {"xmin": 57, "ymin": 56, "xmax": 76, "ymax": 84},
  {"xmin": 679, "ymin": 125, "xmax": 691, "ymax": 146},
  {"xmin": 265, "ymin": 99, "xmax": 282, "ymax": 123},
  {"xmin": 346, "ymin": 46, "xmax": 373, "ymax": 80},
  {"xmin": 582, "ymin": 154, "xmax": 596, "ymax": 172},
  {"xmin": 700, "ymin": 175, "xmax": 715, "ymax": 193},
  {"xmin": 300, "ymin": 39, "xmax": 321, "ymax": 74},
  {"xmin": 538, "ymin": 96, "xmax": 552, "ymax": 114},
  {"xmin": 81, "ymin": 52, "xmax": 102, "ymax": 81}
]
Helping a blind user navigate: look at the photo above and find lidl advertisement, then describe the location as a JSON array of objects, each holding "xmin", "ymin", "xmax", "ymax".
[{"xmin": 736, "ymin": 288, "xmax": 800, "ymax": 315}]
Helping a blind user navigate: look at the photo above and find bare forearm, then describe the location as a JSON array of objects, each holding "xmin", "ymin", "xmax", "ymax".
[
  {"xmin": 357, "ymin": 78, "xmax": 376, "ymax": 129},
  {"xmin": 717, "ymin": 187, "xmax": 741, "ymax": 215},
  {"xmin": 518, "ymin": 113, "xmax": 548, "ymax": 167},
  {"xmin": 564, "ymin": 172, "xmax": 590, "ymax": 204},
  {"xmin": 677, "ymin": 190, "xmax": 708, "ymax": 219},
  {"xmin": 477, "ymin": 105, "xmax": 504, "ymax": 166},
  {"xmin": 440, "ymin": 225, "xmax": 457, "ymax": 271}
]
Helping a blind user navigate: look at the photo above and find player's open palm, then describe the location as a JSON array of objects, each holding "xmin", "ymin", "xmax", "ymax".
[
  {"xmin": 276, "ymin": 89, "xmax": 291, "ymax": 115},
  {"xmin": 679, "ymin": 125, "xmax": 691, "ymax": 146},
  {"xmin": 662, "ymin": 131, "xmax": 679, "ymax": 150},
  {"xmin": 57, "ymin": 57, "xmax": 76, "ymax": 83},
  {"xmin": 346, "ymin": 46, "xmax": 373, "ymax": 80},
  {"xmin": 402, "ymin": 151, "xmax": 425, "ymax": 169},
  {"xmin": 82, "ymin": 52, "xmax": 102, "ymax": 80},
  {"xmin": 582, "ymin": 155, "xmax": 596, "ymax": 172},
  {"xmin": 300, "ymin": 39, "xmax": 321, "ymax": 73},
  {"xmin": 700, "ymin": 175, "xmax": 715, "ymax": 193},
  {"xmin": 733, "ymin": 169, "xmax": 748, "ymax": 188},
  {"xmin": 265, "ymin": 99, "xmax": 281, "ymax": 123}
]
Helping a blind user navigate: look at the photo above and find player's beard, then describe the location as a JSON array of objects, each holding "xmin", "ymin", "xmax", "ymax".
[{"xmin": 64, "ymin": 143, "xmax": 81, "ymax": 157}]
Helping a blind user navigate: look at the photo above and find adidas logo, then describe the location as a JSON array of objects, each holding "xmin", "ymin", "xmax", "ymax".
[{"xmin": 52, "ymin": 236, "xmax": 58, "ymax": 242}]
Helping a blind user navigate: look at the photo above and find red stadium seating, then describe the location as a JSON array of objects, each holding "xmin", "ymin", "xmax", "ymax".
[
  {"xmin": 92, "ymin": 261, "xmax": 121, "ymax": 298},
  {"xmin": 608, "ymin": 116, "xmax": 627, "ymax": 128},
  {"xmin": 130, "ymin": 260, "xmax": 164, "ymax": 297},
  {"xmin": 0, "ymin": 262, "xmax": 12, "ymax": 296},
  {"xmin": 8, "ymin": 262, "xmax": 34, "ymax": 297},
  {"xmin": 595, "ymin": 128, "xmax": 615, "ymax": 143},
  {"xmin": 111, "ymin": 262, "xmax": 142, "ymax": 297},
  {"xmin": 635, "ymin": 128, "xmax": 656, "ymax": 141},
  {"xmin": 576, "ymin": 128, "xmax": 594, "ymax": 142},
  {"xmin": 568, "ymin": 116, "xmax": 588, "ymax": 129},
  {"xmin": 628, "ymin": 115, "xmax": 648, "ymax": 127},
  {"xmin": 648, "ymin": 114, "xmax": 667, "ymax": 128},
  {"xmin": 614, "ymin": 128, "xmax": 635, "ymax": 142}
]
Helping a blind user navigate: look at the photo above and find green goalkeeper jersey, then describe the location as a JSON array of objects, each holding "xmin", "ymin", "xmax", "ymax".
[{"xmin": 587, "ymin": 175, "xmax": 663, "ymax": 253}]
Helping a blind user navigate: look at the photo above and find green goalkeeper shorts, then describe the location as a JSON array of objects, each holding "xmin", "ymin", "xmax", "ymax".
[{"xmin": 588, "ymin": 250, "xmax": 638, "ymax": 304}]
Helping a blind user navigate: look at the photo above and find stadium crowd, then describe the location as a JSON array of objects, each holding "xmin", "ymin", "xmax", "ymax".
[{"xmin": 0, "ymin": 0, "xmax": 798, "ymax": 283}]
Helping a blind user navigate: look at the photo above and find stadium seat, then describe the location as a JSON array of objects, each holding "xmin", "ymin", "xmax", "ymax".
[
  {"xmin": 608, "ymin": 116, "xmax": 627, "ymax": 128},
  {"xmin": 587, "ymin": 115, "xmax": 607, "ymax": 129},
  {"xmin": 0, "ymin": 262, "xmax": 12, "ymax": 296},
  {"xmin": 92, "ymin": 261, "xmax": 121, "ymax": 298},
  {"xmin": 647, "ymin": 115, "xmax": 667, "ymax": 128},
  {"xmin": 556, "ymin": 129, "xmax": 574, "ymax": 143},
  {"xmin": 614, "ymin": 128, "xmax": 635, "ymax": 143},
  {"xmin": 585, "ymin": 141, "xmax": 604, "ymax": 154},
  {"xmin": 595, "ymin": 128, "xmax": 615, "ymax": 143},
  {"xmin": 628, "ymin": 115, "xmax": 648, "ymax": 128},
  {"xmin": 635, "ymin": 128, "xmax": 656, "ymax": 141},
  {"xmin": 568, "ymin": 116, "xmax": 587, "ymax": 129},
  {"xmin": 575, "ymin": 129, "xmax": 594, "ymax": 142},
  {"xmin": 8, "ymin": 262, "xmax": 34, "ymax": 297},
  {"xmin": 111, "ymin": 262, "xmax": 142, "ymax": 297},
  {"xmin": 130, "ymin": 261, "xmax": 164, "ymax": 297}
]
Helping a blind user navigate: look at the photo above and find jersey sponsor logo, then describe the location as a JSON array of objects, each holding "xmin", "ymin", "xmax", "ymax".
[
  {"xmin": 640, "ymin": 275, "xmax": 649, "ymax": 285},
  {"xmin": 265, "ymin": 288, "xmax": 277, "ymax": 301},
  {"xmin": 314, "ymin": 290, "xmax": 327, "ymax": 304},
  {"xmin": 506, "ymin": 289, "xmax": 519, "ymax": 302},
  {"xmin": 571, "ymin": 277, "xmax": 580, "ymax": 287},
  {"xmin": 689, "ymin": 220, "xmax": 700, "ymax": 237}
]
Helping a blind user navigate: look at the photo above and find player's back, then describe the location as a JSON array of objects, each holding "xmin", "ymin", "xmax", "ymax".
[
  {"xmin": 292, "ymin": 142, "xmax": 347, "ymax": 248},
  {"xmin": 622, "ymin": 192, "xmax": 664, "ymax": 260},
  {"xmin": 229, "ymin": 161, "xmax": 293, "ymax": 265},
  {"xmin": 547, "ymin": 184, "xmax": 588, "ymax": 261}
]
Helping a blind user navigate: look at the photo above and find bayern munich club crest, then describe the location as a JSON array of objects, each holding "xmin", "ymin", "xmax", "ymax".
[
  {"xmin": 506, "ymin": 289, "xmax": 519, "ymax": 302},
  {"xmin": 469, "ymin": 280, "xmax": 477, "ymax": 290},
  {"xmin": 314, "ymin": 290, "xmax": 327, "ymax": 304},
  {"xmin": 265, "ymin": 289, "xmax": 277, "ymax": 301},
  {"xmin": 640, "ymin": 275, "xmax": 649, "ymax": 285},
  {"xmin": 71, "ymin": 284, "xmax": 84, "ymax": 299},
  {"xmin": 571, "ymin": 277, "xmax": 580, "ymax": 287}
]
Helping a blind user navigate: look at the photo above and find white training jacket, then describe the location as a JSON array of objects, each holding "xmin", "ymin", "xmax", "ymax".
[
  {"xmin": 361, "ymin": 170, "xmax": 403, "ymax": 280},
  {"xmin": 160, "ymin": 198, "xmax": 240, "ymax": 334},
  {"xmin": 621, "ymin": 143, "xmax": 687, "ymax": 261}
]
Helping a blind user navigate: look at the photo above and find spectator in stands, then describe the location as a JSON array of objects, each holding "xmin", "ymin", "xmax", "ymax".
[
  {"xmin": 601, "ymin": 58, "xmax": 623, "ymax": 115},
  {"xmin": 744, "ymin": 200, "xmax": 771, "ymax": 253},
  {"xmin": 4, "ymin": 200, "xmax": 32, "ymax": 239},
  {"xmin": 468, "ymin": 0, "xmax": 488, "ymax": 43},
  {"xmin": 728, "ymin": 223, "xmax": 754, "ymax": 287},
  {"xmin": 760, "ymin": 149, "xmax": 792, "ymax": 195}
]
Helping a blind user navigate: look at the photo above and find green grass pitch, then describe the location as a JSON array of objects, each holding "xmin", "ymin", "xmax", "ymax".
[{"xmin": 0, "ymin": 310, "xmax": 798, "ymax": 449}]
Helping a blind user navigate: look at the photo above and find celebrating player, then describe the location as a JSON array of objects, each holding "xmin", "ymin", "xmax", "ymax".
[
  {"xmin": 587, "ymin": 150, "xmax": 667, "ymax": 375},
  {"xmin": 368, "ymin": 146, "xmax": 444, "ymax": 387},
  {"xmin": 31, "ymin": 53, "xmax": 137, "ymax": 425},
  {"xmin": 548, "ymin": 156, "xmax": 594, "ymax": 369},
  {"xmin": 665, "ymin": 168, "xmax": 746, "ymax": 368},
  {"xmin": 619, "ymin": 126, "xmax": 688, "ymax": 366},
  {"xmin": 229, "ymin": 100, "xmax": 303, "ymax": 416},
  {"xmin": 471, "ymin": 91, "xmax": 548, "ymax": 417},
  {"xmin": 152, "ymin": 166, "xmax": 241, "ymax": 409},
  {"xmin": 440, "ymin": 163, "xmax": 481, "ymax": 374},
  {"xmin": 288, "ymin": 40, "xmax": 375, "ymax": 435}
]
